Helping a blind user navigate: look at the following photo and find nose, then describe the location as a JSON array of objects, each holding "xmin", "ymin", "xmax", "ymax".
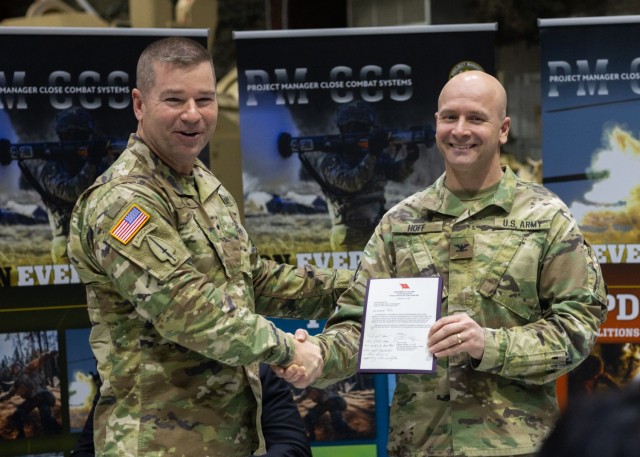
[
  {"xmin": 181, "ymin": 99, "xmax": 201, "ymax": 122},
  {"xmin": 451, "ymin": 117, "xmax": 469, "ymax": 136}
]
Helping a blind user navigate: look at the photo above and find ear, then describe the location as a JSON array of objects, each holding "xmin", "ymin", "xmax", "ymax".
[
  {"xmin": 132, "ymin": 88, "xmax": 144, "ymax": 122},
  {"xmin": 499, "ymin": 116, "xmax": 511, "ymax": 145}
]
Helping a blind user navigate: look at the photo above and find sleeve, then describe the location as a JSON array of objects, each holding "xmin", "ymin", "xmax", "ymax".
[
  {"xmin": 474, "ymin": 208, "xmax": 609, "ymax": 384},
  {"xmin": 40, "ymin": 160, "xmax": 100, "ymax": 202},
  {"xmin": 259, "ymin": 365, "xmax": 312, "ymax": 457},
  {"xmin": 252, "ymin": 259, "xmax": 352, "ymax": 320},
  {"xmin": 79, "ymin": 182, "xmax": 339, "ymax": 368},
  {"xmin": 313, "ymin": 222, "xmax": 394, "ymax": 387},
  {"xmin": 320, "ymin": 153, "xmax": 378, "ymax": 194},
  {"xmin": 378, "ymin": 148, "xmax": 416, "ymax": 182}
]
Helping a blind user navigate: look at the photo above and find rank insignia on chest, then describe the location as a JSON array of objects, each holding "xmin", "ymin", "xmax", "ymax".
[
  {"xmin": 450, "ymin": 235, "xmax": 473, "ymax": 260},
  {"xmin": 110, "ymin": 204, "xmax": 150, "ymax": 244}
]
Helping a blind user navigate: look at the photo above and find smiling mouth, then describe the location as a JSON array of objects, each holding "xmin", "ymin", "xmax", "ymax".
[{"xmin": 451, "ymin": 144, "xmax": 473, "ymax": 149}]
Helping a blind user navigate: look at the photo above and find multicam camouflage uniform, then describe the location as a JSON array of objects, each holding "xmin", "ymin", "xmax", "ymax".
[
  {"xmin": 319, "ymin": 144, "xmax": 416, "ymax": 252},
  {"xmin": 67, "ymin": 135, "xmax": 350, "ymax": 457},
  {"xmin": 312, "ymin": 101, "xmax": 418, "ymax": 252},
  {"xmin": 19, "ymin": 157, "xmax": 101, "ymax": 263},
  {"xmin": 18, "ymin": 107, "xmax": 108, "ymax": 263},
  {"xmin": 313, "ymin": 166, "xmax": 608, "ymax": 457}
]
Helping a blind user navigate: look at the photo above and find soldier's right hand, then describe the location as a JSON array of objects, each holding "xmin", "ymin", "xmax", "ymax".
[
  {"xmin": 367, "ymin": 128, "xmax": 389, "ymax": 155},
  {"xmin": 273, "ymin": 330, "xmax": 322, "ymax": 388}
]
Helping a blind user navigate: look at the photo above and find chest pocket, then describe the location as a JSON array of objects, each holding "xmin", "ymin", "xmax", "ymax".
[
  {"xmin": 477, "ymin": 230, "xmax": 543, "ymax": 321},
  {"xmin": 392, "ymin": 221, "xmax": 449, "ymax": 300},
  {"xmin": 174, "ymin": 195, "xmax": 250, "ymax": 282}
]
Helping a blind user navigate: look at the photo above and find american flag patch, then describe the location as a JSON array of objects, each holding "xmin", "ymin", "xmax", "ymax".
[{"xmin": 110, "ymin": 204, "xmax": 149, "ymax": 244}]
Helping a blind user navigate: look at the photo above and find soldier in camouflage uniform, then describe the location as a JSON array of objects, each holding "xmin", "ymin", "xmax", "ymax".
[
  {"xmin": 313, "ymin": 101, "xmax": 419, "ymax": 252},
  {"xmin": 18, "ymin": 107, "xmax": 112, "ymax": 263},
  {"xmin": 281, "ymin": 71, "xmax": 608, "ymax": 456},
  {"xmin": 71, "ymin": 364, "xmax": 312, "ymax": 457},
  {"xmin": 66, "ymin": 37, "xmax": 350, "ymax": 457},
  {"xmin": 0, "ymin": 352, "xmax": 61, "ymax": 438}
]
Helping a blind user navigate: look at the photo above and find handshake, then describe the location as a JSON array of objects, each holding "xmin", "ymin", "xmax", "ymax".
[{"xmin": 273, "ymin": 329, "xmax": 322, "ymax": 388}]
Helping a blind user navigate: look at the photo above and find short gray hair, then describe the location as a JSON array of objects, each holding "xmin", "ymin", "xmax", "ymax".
[{"xmin": 136, "ymin": 36, "xmax": 214, "ymax": 93}]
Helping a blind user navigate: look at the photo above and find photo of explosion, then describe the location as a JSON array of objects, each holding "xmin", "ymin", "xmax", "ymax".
[
  {"xmin": 570, "ymin": 125, "xmax": 640, "ymax": 247},
  {"xmin": 65, "ymin": 328, "xmax": 97, "ymax": 433}
]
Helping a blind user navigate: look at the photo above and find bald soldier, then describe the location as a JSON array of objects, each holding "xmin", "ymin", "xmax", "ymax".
[
  {"xmin": 280, "ymin": 71, "xmax": 608, "ymax": 457},
  {"xmin": 67, "ymin": 37, "xmax": 350, "ymax": 457}
]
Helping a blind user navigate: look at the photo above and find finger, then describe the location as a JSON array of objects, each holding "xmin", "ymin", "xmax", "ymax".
[
  {"xmin": 429, "ymin": 331, "xmax": 458, "ymax": 354},
  {"xmin": 429, "ymin": 316, "xmax": 453, "ymax": 335},
  {"xmin": 290, "ymin": 376, "xmax": 312, "ymax": 389},
  {"xmin": 294, "ymin": 328, "xmax": 309, "ymax": 342},
  {"xmin": 284, "ymin": 365, "xmax": 307, "ymax": 383},
  {"xmin": 274, "ymin": 363, "xmax": 301, "ymax": 379}
]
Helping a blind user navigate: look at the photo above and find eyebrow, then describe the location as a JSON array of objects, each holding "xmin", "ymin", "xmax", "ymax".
[
  {"xmin": 439, "ymin": 108, "xmax": 487, "ymax": 117},
  {"xmin": 159, "ymin": 88, "xmax": 217, "ymax": 97}
]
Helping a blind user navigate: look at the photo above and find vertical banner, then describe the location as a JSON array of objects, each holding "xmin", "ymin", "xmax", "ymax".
[
  {"xmin": 234, "ymin": 24, "xmax": 496, "ymax": 456},
  {"xmin": 539, "ymin": 16, "xmax": 640, "ymax": 404},
  {"xmin": 0, "ymin": 27, "xmax": 208, "ymax": 456}
]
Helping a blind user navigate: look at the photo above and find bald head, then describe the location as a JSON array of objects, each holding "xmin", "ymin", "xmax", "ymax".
[
  {"xmin": 434, "ymin": 70, "xmax": 511, "ymax": 190},
  {"xmin": 438, "ymin": 71, "xmax": 507, "ymax": 119}
]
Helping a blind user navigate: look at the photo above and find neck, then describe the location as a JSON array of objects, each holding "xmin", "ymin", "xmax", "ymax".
[{"xmin": 445, "ymin": 165, "xmax": 504, "ymax": 192}]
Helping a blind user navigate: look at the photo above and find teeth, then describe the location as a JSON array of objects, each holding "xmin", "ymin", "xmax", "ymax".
[{"xmin": 453, "ymin": 144, "xmax": 472, "ymax": 149}]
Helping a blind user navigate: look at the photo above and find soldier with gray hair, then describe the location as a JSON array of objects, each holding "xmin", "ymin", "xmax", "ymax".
[
  {"xmin": 279, "ymin": 70, "xmax": 608, "ymax": 457},
  {"xmin": 67, "ymin": 36, "xmax": 350, "ymax": 456}
]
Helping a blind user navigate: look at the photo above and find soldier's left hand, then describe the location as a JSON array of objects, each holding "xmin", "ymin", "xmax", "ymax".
[{"xmin": 428, "ymin": 313, "xmax": 485, "ymax": 360}]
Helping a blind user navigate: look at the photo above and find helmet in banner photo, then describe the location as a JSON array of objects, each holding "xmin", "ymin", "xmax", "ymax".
[
  {"xmin": 336, "ymin": 101, "xmax": 376, "ymax": 134},
  {"xmin": 55, "ymin": 107, "xmax": 95, "ymax": 141}
]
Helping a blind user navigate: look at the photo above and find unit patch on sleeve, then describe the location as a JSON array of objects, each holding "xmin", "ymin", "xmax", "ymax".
[{"xmin": 110, "ymin": 204, "xmax": 150, "ymax": 244}]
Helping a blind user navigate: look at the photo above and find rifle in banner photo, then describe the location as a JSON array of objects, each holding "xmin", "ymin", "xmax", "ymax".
[
  {"xmin": 0, "ymin": 138, "xmax": 127, "ymax": 166},
  {"xmin": 277, "ymin": 125, "xmax": 435, "ymax": 158},
  {"xmin": 542, "ymin": 169, "xmax": 610, "ymax": 184}
]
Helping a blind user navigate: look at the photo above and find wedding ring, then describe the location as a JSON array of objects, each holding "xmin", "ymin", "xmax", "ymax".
[{"xmin": 457, "ymin": 333, "xmax": 462, "ymax": 345}]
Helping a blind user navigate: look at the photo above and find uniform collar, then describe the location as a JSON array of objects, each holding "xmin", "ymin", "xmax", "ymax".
[
  {"xmin": 424, "ymin": 165, "xmax": 517, "ymax": 217},
  {"xmin": 129, "ymin": 134, "xmax": 221, "ymax": 201}
]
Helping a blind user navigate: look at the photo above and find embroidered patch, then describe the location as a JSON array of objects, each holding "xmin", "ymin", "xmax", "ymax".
[
  {"xmin": 146, "ymin": 234, "xmax": 179, "ymax": 265},
  {"xmin": 110, "ymin": 204, "xmax": 150, "ymax": 244},
  {"xmin": 450, "ymin": 235, "xmax": 473, "ymax": 260}
]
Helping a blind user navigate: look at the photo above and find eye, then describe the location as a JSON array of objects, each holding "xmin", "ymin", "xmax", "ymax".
[
  {"xmin": 196, "ymin": 96, "xmax": 216, "ymax": 107},
  {"xmin": 438, "ymin": 113, "xmax": 457, "ymax": 122}
]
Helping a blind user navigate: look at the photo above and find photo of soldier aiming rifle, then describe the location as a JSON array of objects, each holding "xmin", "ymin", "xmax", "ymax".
[
  {"xmin": 0, "ymin": 107, "xmax": 124, "ymax": 263},
  {"xmin": 278, "ymin": 101, "xmax": 435, "ymax": 252}
]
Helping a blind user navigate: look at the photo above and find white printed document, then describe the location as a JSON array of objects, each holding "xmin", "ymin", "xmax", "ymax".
[{"xmin": 358, "ymin": 277, "xmax": 442, "ymax": 373}]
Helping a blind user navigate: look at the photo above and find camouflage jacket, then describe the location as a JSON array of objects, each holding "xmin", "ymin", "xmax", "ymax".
[
  {"xmin": 318, "ymin": 148, "xmax": 414, "ymax": 230},
  {"xmin": 67, "ymin": 135, "xmax": 350, "ymax": 457},
  {"xmin": 314, "ymin": 166, "xmax": 608, "ymax": 456},
  {"xmin": 19, "ymin": 158, "xmax": 102, "ymax": 262}
]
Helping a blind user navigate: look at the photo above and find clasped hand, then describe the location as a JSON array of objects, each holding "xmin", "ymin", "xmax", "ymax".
[{"xmin": 272, "ymin": 329, "xmax": 322, "ymax": 388}]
